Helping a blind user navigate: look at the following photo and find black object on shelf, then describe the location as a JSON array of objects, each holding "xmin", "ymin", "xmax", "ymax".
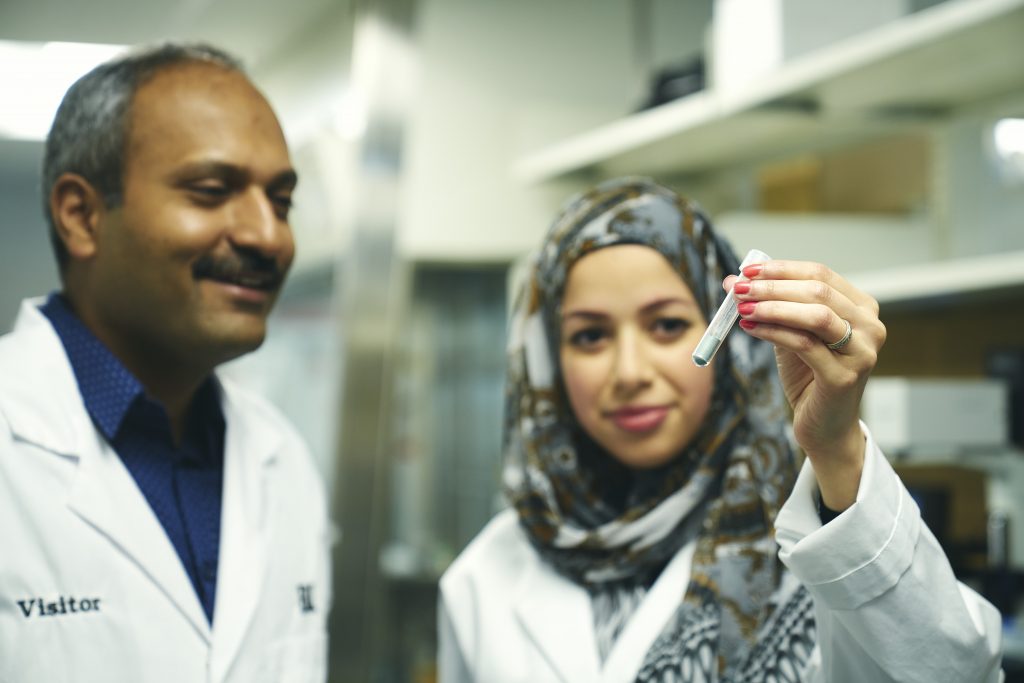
[
  {"xmin": 986, "ymin": 347, "xmax": 1024, "ymax": 449},
  {"xmin": 636, "ymin": 56, "xmax": 705, "ymax": 112}
]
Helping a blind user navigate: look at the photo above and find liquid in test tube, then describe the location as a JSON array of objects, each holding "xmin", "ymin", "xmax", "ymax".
[{"xmin": 692, "ymin": 249, "xmax": 771, "ymax": 367}]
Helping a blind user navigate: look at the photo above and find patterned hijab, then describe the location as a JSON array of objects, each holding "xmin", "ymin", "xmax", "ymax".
[{"xmin": 502, "ymin": 178, "xmax": 816, "ymax": 681}]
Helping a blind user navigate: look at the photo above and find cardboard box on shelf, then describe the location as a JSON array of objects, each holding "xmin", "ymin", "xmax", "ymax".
[{"xmin": 756, "ymin": 134, "xmax": 929, "ymax": 213}]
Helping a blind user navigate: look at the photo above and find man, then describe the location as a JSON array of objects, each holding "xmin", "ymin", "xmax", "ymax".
[{"xmin": 0, "ymin": 43, "xmax": 330, "ymax": 682}]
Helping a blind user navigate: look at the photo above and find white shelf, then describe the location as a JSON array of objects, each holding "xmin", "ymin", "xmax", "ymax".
[
  {"xmin": 514, "ymin": 0, "xmax": 1024, "ymax": 183},
  {"xmin": 849, "ymin": 249, "xmax": 1024, "ymax": 305}
]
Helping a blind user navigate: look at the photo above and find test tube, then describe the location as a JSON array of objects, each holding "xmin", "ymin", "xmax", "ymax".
[{"xmin": 692, "ymin": 248, "xmax": 771, "ymax": 367}]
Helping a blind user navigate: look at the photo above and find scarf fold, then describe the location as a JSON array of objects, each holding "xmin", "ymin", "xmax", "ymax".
[{"xmin": 502, "ymin": 178, "xmax": 816, "ymax": 681}]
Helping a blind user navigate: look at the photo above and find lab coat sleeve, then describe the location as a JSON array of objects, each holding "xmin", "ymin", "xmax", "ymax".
[
  {"xmin": 438, "ymin": 584, "xmax": 475, "ymax": 683},
  {"xmin": 775, "ymin": 423, "xmax": 1003, "ymax": 683}
]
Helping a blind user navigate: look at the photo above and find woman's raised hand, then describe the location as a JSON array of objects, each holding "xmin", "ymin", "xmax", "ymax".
[{"xmin": 723, "ymin": 260, "xmax": 887, "ymax": 510}]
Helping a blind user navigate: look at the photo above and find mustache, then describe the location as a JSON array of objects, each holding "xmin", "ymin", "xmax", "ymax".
[{"xmin": 192, "ymin": 250, "xmax": 286, "ymax": 291}]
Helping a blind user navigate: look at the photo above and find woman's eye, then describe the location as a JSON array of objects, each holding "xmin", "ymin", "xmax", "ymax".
[
  {"xmin": 568, "ymin": 327, "xmax": 606, "ymax": 348},
  {"xmin": 652, "ymin": 317, "xmax": 690, "ymax": 338}
]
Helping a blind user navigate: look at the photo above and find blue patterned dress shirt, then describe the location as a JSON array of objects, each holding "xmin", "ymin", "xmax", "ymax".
[{"xmin": 41, "ymin": 293, "xmax": 225, "ymax": 624}]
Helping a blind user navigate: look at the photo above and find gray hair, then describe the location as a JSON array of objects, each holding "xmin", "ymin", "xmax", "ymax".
[{"xmin": 42, "ymin": 42, "xmax": 245, "ymax": 271}]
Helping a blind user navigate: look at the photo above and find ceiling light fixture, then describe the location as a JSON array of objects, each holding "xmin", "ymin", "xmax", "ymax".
[
  {"xmin": 0, "ymin": 40, "xmax": 126, "ymax": 142},
  {"xmin": 991, "ymin": 117, "xmax": 1024, "ymax": 185}
]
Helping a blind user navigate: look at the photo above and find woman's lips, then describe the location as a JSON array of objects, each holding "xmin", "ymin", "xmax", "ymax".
[{"xmin": 609, "ymin": 405, "xmax": 670, "ymax": 433}]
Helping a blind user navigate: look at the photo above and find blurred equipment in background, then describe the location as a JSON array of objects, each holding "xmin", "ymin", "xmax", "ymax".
[
  {"xmin": 895, "ymin": 462, "xmax": 1023, "ymax": 615},
  {"xmin": 894, "ymin": 464, "xmax": 985, "ymax": 572},
  {"xmin": 861, "ymin": 377, "xmax": 1009, "ymax": 454},
  {"xmin": 379, "ymin": 265, "xmax": 507, "ymax": 682},
  {"xmin": 864, "ymin": 375, "xmax": 1024, "ymax": 645},
  {"xmin": 326, "ymin": 0, "xmax": 419, "ymax": 680},
  {"xmin": 987, "ymin": 348, "xmax": 1024, "ymax": 449}
]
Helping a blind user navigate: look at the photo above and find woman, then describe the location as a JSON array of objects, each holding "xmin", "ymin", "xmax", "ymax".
[{"xmin": 438, "ymin": 178, "xmax": 1002, "ymax": 682}]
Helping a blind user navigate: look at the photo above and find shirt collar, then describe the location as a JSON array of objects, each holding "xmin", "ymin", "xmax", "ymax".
[
  {"xmin": 40, "ymin": 293, "xmax": 144, "ymax": 440},
  {"xmin": 38, "ymin": 292, "xmax": 223, "ymax": 445}
]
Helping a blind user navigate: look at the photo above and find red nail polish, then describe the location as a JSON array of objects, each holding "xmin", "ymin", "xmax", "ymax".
[
  {"xmin": 732, "ymin": 281, "xmax": 751, "ymax": 295},
  {"xmin": 737, "ymin": 301, "xmax": 756, "ymax": 315},
  {"xmin": 738, "ymin": 319, "xmax": 758, "ymax": 330},
  {"xmin": 742, "ymin": 264, "xmax": 763, "ymax": 279}
]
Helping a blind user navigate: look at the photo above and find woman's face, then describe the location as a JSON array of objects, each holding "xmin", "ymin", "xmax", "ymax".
[{"xmin": 559, "ymin": 244, "xmax": 715, "ymax": 469}]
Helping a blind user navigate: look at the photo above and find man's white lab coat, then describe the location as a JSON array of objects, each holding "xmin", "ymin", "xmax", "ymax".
[
  {"xmin": 0, "ymin": 300, "xmax": 331, "ymax": 683},
  {"xmin": 439, "ymin": 426, "xmax": 1004, "ymax": 682}
]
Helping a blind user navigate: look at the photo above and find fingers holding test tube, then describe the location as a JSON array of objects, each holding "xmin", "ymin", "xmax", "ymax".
[
  {"xmin": 724, "ymin": 260, "xmax": 884, "ymax": 367},
  {"xmin": 722, "ymin": 258, "xmax": 887, "ymax": 510}
]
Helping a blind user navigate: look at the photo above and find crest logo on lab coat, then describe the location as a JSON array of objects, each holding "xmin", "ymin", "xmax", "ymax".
[{"xmin": 297, "ymin": 584, "xmax": 314, "ymax": 613}]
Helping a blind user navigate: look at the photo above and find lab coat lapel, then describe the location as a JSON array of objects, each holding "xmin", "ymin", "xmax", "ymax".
[
  {"xmin": 209, "ymin": 382, "xmax": 279, "ymax": 680},
  {"xmin": 508, "ymin": 539, "xmax": 696, "ymax": 683},
  {"xmin": 1, "ymin": 302, "xmax": 212, "ymax": 642},
  {"xmin": 599, "ymin": 541, "xmax": 696, "ymax": 683},
  {"xmin": 67, "ymin": 436, "xmax": 213, "ymax": 642},
  {"xmin": 514, "ymin": 558, "xmax": 601, "ymax": 683}
]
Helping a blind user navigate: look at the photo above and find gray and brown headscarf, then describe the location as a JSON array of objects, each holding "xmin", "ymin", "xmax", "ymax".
[{"xmin": 502, "ymin": 178, "xmax": 816, "ymax": 681}]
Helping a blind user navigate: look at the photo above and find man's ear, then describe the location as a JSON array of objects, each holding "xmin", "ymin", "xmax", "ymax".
[{"xmin": 50, "ymin": 173, "xmax": 107, "ymax": 262}]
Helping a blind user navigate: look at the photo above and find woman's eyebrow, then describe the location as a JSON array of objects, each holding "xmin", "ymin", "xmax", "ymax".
[
  {"xmin": 640, "ymin": 297, "xmax": 697, "ymax": 313},
  {"xmin": 563, "ymin": 298, "xmax": 697, "ymax": 320},
  {"xmin": 562, "ymin": 309, "xmax": 608, "ymax": 321}
]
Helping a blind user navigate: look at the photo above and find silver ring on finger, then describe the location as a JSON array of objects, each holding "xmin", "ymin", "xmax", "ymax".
[{"xmin": 826, "ymin": 318, "xmax": 853, "ymax": 351}]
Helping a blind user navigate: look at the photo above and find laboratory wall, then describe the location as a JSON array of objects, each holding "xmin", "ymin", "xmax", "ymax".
[
  {"xmin": 400, "ymin": 0, "xmax": 713, "ymax": 261},
  {"xmin": 0, "ymin": 139, "xmax": 57, "ymax": 330}
]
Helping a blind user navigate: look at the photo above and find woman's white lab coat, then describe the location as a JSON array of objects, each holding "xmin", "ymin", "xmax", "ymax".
[
  {"xmin": 0, "ymin": 300, "xmax": 331, "ymax": 683},
  {"xmin": 439, "ymin": 427, "xmax": 1004, "ymax": 683}
]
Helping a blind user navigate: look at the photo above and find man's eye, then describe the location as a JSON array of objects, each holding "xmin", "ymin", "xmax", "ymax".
[
  {"xmin": 569, "ymin": 328, "xmax": 606, "ymax": 348},
  {"xmin": 271, "ymin": 194, "xmax": 294, "ymax": 217},
  {"xmin": 189, "ymin": 183, "xmax": 229, "ymax": 200}
]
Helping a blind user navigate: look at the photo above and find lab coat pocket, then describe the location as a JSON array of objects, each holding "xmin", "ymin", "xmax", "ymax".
[{"xmin": 265, "ymin": 631, "xmax": 327, "ymax": 683}]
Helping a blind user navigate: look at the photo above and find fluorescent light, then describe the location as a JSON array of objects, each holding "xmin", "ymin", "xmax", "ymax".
[
  {"xmin": 0, "ymin": 40, "xmax": 127, "ymax": 142},
  {"xmin": 994, "ymin": 118, "xmax": 1024, "ymax": 161},
  {"xmin": 992, "ymin": 117, "xmax": 1024, "ymax": 185}
]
